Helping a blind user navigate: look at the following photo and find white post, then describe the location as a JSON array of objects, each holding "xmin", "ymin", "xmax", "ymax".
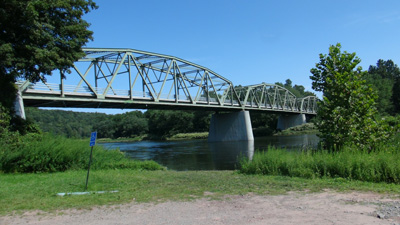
[{"xmin": 14, "ymin": 91, "xmax": 26, "ymax": 119}]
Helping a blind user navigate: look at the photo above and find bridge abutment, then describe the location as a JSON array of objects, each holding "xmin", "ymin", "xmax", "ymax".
[
  {"xmin": 14, "ymin": 91, "xmax": 26, "ymax": 119},
  {"xmin": 208, "ymin": 111, "xmax": 254, "ymax": 142},
  {"xmin": 277, "ymin": 114, "xmax": 306, "ymax": 130}
]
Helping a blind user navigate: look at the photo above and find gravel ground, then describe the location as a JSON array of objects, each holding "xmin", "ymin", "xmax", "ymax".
[{"xmin": 2, "ymin": 191, "xmax": 400, "ymax": 225}]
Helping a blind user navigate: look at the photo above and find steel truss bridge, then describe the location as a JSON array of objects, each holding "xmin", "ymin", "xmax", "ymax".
[{"xmin": 16, "ymin": 48, "xmax": 317, "ymax": 114}]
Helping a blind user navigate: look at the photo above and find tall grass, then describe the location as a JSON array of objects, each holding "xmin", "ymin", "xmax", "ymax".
[
  {"xmin": 239, "ymin": 145, "xmax": 400, "ymax": 184},
  {"xmin": 0, "ymin": 134, "xmax": 164, "ymax": 173}
]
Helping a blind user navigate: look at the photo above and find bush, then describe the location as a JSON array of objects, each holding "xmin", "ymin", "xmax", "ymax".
[{"xmin": 0, "ymin": 133, "xmax": 164, "ymax": 173}]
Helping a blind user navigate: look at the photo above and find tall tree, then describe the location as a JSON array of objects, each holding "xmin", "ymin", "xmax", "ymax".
[
  {"xmin": 365, "ymin": 59, "xmax": 400, "ymax": 115},
  {"xmin": 0, "ymin": 0, "xmax": 97, "ymax": 109},
  {"xmin": 310, "ymin": 43, "xmax": 387, "ymax": 150}
]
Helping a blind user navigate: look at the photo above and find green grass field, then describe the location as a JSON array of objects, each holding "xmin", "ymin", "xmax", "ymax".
[{"xmin": 2, "ymin": 169, "xmax": 400, "ymax": 215}]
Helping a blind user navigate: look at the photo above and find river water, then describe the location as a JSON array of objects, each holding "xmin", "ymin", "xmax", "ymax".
[{"xmin": 100, "ymin": 134, "xmax": 319, "ymax": 171}]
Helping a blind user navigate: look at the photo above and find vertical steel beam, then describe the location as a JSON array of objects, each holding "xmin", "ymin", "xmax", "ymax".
[
  {"xmin": 94, "ymin": 61, "xmax": 98, "ymax": 88},
  {"xmin": 128, "ymin": 53, "xmax": 132, "ymax": 99},
  {"xmin": 174, "ymin": 62, "xmax": 178, "ymax": 103}
]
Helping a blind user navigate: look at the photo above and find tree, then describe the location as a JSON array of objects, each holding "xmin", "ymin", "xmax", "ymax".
[
  {"xmin": 145, "ymin": 110, "xmax": 194, "ymax": 138},
  {"xmin": 0, "ymin": 0, "xmax": 97, "ymax": 109},
  {"xmin": 365, "ymin": 59, "xmax": 400, "ymax": 115},
  {"xmin": 310, "ymin": 43, "xmax": 387, "ymax": 150},
  {"xmin": 284, "ymin": 79, "xmax": 292, "ymax": 88}
]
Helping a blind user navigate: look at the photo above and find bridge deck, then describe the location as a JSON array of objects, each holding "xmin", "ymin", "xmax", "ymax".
[{"xmin": 20, "ymin": 85, "xmax": 315, "ymax": 114}]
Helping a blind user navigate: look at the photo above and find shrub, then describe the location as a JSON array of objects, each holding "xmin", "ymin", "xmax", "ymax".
[{"xmin": 0, "ymin": 133, "xmax": 164, "ymax": 173}]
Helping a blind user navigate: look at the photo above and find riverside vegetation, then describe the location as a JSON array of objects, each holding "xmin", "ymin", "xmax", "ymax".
[
  {"xmin": 8, "ymin": 1, "xmax": 400, "ymax": 216},
  {"xmin": 3, "ymin": 45, "xmax": 400, "ymax": 215},
  {"xmin": 239, "ymin": 136, "xmax": 400, "ymax": 184}
]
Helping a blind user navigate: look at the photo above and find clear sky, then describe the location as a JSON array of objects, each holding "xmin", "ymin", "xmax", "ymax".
[{"xmin": 46, "ymin": 0, "xmax": 400, "ymax": 114}]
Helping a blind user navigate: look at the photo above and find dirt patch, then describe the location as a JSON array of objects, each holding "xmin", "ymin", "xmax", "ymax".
[{"xmin": 2, "ymin": 190, "xmax": 400, "ymax": 225}]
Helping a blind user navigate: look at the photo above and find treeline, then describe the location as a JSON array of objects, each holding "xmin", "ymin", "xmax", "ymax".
[
  {"xmin": 364, "ymin": 59, "xmax": 400, "ymax": 115},
  {"xmin": 26, "ymin": 80, "xmax": 311, "ymax": 139},
  {"xmin": 276, "ymin": 79, "xmax": 315, "ymax": 97},
  {"xmin": 25, "ymin": 108, "xmax": 279, "ymax": 139}
]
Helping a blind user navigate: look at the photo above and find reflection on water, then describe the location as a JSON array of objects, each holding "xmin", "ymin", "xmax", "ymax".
[
  {"xmin": 209, "ymin": 141, "xmax": 254, "ymax": 170},
  {"xmin": 100, "ymin": 134, "xmax": 319, "ymax": 171}
]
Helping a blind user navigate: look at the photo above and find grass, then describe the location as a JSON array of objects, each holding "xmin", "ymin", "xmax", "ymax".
[
  {"xmin": 2, "ymin": 131, "xmax": 400, "ymax": 215},
  {"xmin": 275, "ymin": 123, "xmax": 318, "ymax": 136},
  {"xmin": 2, "ymin": 169, "xmax": 400, "ymax": 215},
  {"xmin": 239, "ymin": 146, "xmax": 400, "ymax": 183},
  {"xmin": 167, "ymin": 132, "xmax": 209, "ymax": 140},
  {"xmin": 97, "ymin": 136, "xmax": 146, "ymax": 143}
]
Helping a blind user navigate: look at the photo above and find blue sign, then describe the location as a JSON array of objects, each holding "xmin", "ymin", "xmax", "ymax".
[{"xmin": 89, "ymin": 131, "xmax": 97, "ymax": 147}]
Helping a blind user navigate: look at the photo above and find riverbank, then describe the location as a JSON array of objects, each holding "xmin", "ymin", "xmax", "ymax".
[
  {"xmin": 274, "ymin": 123, "xmax": 318, "ymax": 136},
  {"xmin": 97, "ymin": 123, "xmax": 318, "ymax": 143},
  {"xmin": 97, "ymin": 132, "xmax": 209, "ymax": 143},
  {"xmin": 2, "ymin": 169, "xmax": 400, "ymax": 215},
  {"xmin": 97, "ymin": 136, "xmax": 146, "ymax": 143}
]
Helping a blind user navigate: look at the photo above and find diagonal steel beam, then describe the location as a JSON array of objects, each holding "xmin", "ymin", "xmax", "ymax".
[
  {"xmin": 73, "ymin": 64, "xmax": 97, "ymax": 97},
  {"xmin": 102, "ymin": 53, "xmax": 128, "ymax": 96}
]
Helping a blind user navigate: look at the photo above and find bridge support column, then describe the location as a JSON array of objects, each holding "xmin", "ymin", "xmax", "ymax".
[
  {"xmin": 277, "ymin": 114, "xmax": 306, "ymax": 130},
  {"xmin": 208, "ymin": 111, "xmax": 254, "ymax": 142},
  {"xmin": 14, "ymin": 91, "xmax": 26, "ymax": 119}
]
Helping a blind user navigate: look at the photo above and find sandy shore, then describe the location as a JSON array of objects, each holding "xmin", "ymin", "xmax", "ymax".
[{"xmin": 2, "ymin": 191, "xmax": 400, "ymax": 225}]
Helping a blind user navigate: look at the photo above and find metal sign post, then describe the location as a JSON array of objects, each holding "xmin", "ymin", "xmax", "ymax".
[{"xmin": 85, "ymin": 131, "xmax": 97, "ymax": 191}]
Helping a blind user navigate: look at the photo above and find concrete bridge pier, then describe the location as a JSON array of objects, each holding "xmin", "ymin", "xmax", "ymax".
[
  {"xmin": 14, "ymin": 91, "xmax": 26, "ymax": 119},
  {"xmin": 208, "ymin": 111, "xmax": 254, "ymax": 142},
  {"xmin": 277, "ymin": 113, "xmax": 306, "ymax": 130}
]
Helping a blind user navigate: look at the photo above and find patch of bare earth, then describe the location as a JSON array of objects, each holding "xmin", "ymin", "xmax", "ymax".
[{"xmin": 2, "ymin": 190, "xmax": 400, "ymax": 225}]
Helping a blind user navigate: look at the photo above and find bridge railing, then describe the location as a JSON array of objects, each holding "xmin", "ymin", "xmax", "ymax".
[{"xmin": 16, "ymin": 48, "xmax": 317, "ymax": 114}]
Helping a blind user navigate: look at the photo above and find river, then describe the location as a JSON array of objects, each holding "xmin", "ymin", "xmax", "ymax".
[{"xmin": 100, "ymin": 134, "xmax": 319, "ymax": 171}]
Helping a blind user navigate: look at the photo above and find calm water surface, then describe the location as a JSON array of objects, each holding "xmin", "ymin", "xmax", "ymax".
[{"xmin": 100, "ymin": 134, "xmax": 319, "ymax": 171}]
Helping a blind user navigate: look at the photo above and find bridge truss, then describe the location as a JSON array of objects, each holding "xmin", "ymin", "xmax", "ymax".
[{"xmin": 16, "ymin": 48, "xmax": 317, "ymax": 114}]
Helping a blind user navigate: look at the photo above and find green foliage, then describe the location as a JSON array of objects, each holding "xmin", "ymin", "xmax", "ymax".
[
  {"xmin": 168, "ymin": 132, "xmax": 209, "ymax": 140},
  {"xmin": 111, "ymin": 111, "xmax": 148, "ymax": 138},
  {"xmin": 145, "ymin": 110, "xmax": 195, "ymax": 138},
  {"xmin": 0, "ymin": 0, "xmax": 97, "ymax": 82},
  {"xmin": 250, "ymin": 112, "xmax": 278, "ymax": 136},
  {"xmin": 0, "ymin": 103, "xmax": 11, "ymax": 132},
  {"xmin": 275, "ymin": 123, "xmax": 318, "ymax": 136},
  {"xmin": 0, "ymin": 73, "xmax": 17, "ymax": 110},
  {"xmin": 0, "ymin": 103, "xmax": 41, "ymax": 136},
  {"xmin": 364, "ymin": 59, "xmax": 400, "ymax": 115},
  {"xmin": 239, "ymin": 143, "xmax": 400, "ymax": 183},
  {"xmin": 310, "ymin": 43, "xmax": 389, "ymax": 150},
  {"xmin": 0, "ymin": 0, "xmax": 97, "ymax": 133},
  {"xmin": 26, "ymin": 108, "xmax": 213, "ymax": 139},
  {"xmin": 0, "ymin": 133, "xmax": 164, "ymax": 173},
  {"xmin": 26, "ymin": 108, "xmax": 104, "ymax": 138},
  {"xmin": 276, "ymin": 79, "xmax": 315, "ymax": 97}
]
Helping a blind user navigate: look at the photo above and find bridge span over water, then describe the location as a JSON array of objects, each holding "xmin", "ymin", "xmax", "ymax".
[{"xmin": 15, "ymin": 48, "xmax": 318, "ymax": 142}]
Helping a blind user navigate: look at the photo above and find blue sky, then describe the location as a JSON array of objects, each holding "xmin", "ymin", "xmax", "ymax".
[{"xmin": 46, "ymin": 0, "xmax": 400, "ymax": 114}]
